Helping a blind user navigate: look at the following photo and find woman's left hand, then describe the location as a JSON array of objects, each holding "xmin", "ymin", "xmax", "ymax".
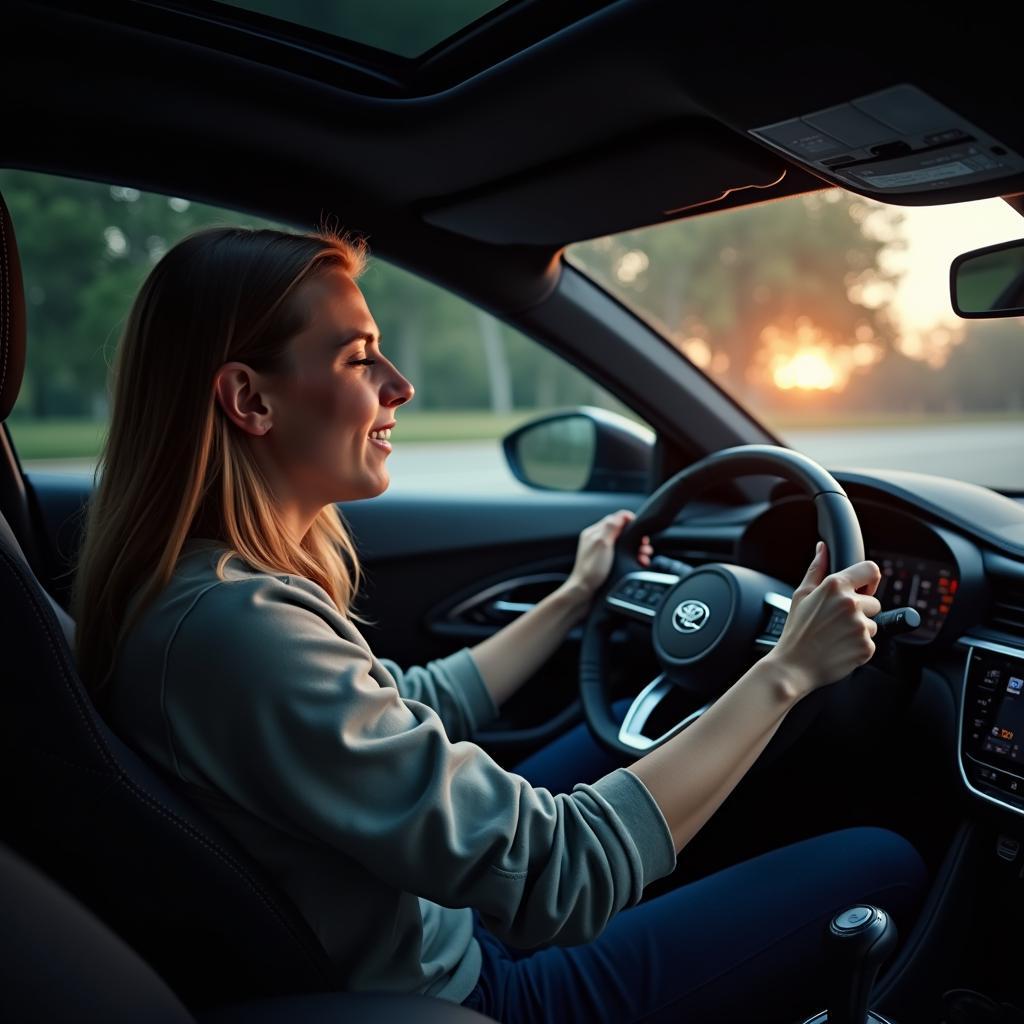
[{"xmin": 566, "ymin": 510, "xmax": 652, "ymax": 600}]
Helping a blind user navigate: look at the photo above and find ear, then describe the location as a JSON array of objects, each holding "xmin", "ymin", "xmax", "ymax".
[{"xmin": 213, "ymin": 362, "xmax": 274, "ymax": 436}]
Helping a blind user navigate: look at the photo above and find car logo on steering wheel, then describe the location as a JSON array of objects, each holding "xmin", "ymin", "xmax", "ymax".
[{"xmin": 672, "ymin": 600, "xmax": 710, "ymax": 633}]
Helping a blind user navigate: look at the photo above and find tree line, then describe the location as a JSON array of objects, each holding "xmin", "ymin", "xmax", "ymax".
[{"xmin": 2, "ymin": 169, "xmax": 1020, "ymax": 426}]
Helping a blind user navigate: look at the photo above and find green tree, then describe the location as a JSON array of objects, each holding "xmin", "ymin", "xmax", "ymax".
[
  {"xmin": 939, "ymin": 319, "xmax": 1024, "ymax": 413},
  {"xmin": 1, "ymin": 170, "xmax": 272, "ymax": 418},
  {"xmin": 0, "ymin": 169, "xmax": 672, "ymax": 428},
  {"xmin": 570, "ymin": 192, "xmax": 905, "ymax": 407}
]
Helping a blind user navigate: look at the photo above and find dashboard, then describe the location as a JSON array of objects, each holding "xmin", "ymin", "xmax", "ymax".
[
  {"xmin": 669, "ymin": 467, "xmax": 1024, "ymax": 821},
  {"xmin": 733, "ymin": 485, "xmax": 984, "ymax": 649},
  {"xmin": 873, "ymin": 551, "xmax": 956, "ymax": 643}
]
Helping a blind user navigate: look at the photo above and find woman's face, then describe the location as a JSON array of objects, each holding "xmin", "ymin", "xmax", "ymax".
[{"xmin": 258, "ymin": 267, "xmax": 414, "ymax": 508}]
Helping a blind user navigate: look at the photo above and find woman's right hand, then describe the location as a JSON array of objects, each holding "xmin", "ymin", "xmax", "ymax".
[{"xmin": 767, "ymin": 541, "xmax": 882, "ymax": 697}]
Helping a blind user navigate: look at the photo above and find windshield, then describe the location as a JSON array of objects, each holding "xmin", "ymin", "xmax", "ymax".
[{"xmin": 567, "ymin": 191, "xmax": 1024, "ymax": 492}]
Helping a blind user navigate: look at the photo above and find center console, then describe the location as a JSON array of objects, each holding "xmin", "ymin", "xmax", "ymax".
[{"xmin": 958, "ymin": 638, "xmax": 1024, "ymax": 813}]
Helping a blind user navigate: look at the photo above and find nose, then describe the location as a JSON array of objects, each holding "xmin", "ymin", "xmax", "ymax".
[{"xmin": 381, "ymin": 359, "xmax": 414, "ymax": 408}]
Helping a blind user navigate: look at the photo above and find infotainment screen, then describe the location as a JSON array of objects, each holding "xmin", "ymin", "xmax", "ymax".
[
  {"xmin": 871, "ymin": 551, "xmax": 956, "ymax": 641},
  {"xmin": 980, "ymin": 665, "xmax": 1024, "ymax": 764},
  {"xmin": 962, "ymin": 645, "xmax": 1024, "ymax": 810}
]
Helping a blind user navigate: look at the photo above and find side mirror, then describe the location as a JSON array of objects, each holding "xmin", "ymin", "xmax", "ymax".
[
  {"xmin": 502, "ymin": 407, "xmax": 653, "ymax": 493},
  {"xmin": 950, "ymin": 238, "xmax": 1024, "ymax": 318}
]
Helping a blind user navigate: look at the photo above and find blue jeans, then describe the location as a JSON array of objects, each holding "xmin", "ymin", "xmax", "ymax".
[{"xmin": 463, "ymin": 710, "xmax": 927, "ymax": 1024}]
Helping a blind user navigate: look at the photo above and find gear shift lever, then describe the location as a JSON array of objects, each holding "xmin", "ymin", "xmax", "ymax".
[{"xmin": 823, "ymin": 905, "xmax": 897, "ymax": 1024}]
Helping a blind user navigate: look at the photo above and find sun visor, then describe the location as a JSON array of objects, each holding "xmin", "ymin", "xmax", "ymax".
[
  {"xmin": 750, "ymin": 84, "xmax": 1024, "ymax": 202},
  {"xmin": 421, "ymin": 119, "xmax": 794, "ymax": 247}
]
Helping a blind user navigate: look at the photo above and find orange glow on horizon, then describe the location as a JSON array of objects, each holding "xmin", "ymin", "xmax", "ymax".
[
  {"xmin": 755, "ymin": 319, "xmax": 883, "ymax": 395},
  {"xmin": 772, "ymin": 347, "xmax": 840, "ymax": 391}
]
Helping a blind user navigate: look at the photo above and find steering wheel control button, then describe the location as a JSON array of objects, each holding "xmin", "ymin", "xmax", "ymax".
[
  {"xmin": 832, "ymin": 906, "xmax": 874, "ymax": 932},
  {"xmin": 607, "ymin": 572, "xmax": 678, "ymax": 620}
]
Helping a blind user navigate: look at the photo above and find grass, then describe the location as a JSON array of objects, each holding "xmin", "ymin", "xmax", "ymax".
[
  {"xmin": 7, "ymin": 412, "xmax": 539, "ymax": 461},
  {"xmin": 9, "ymin": 408, "xmax": 1024, "ymax": 461},
  {"xmin": 7, "ymin": 419, "xmax": 110, "ymax": 460},
  {"xmin": 381, "ymin": 411, "xmax": 534, "ymax": 442}
]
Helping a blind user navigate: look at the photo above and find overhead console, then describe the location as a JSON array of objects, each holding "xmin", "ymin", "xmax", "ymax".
[{"xmin": 750, "ymin": 84, "xmax": 1024, "ymax": 202}]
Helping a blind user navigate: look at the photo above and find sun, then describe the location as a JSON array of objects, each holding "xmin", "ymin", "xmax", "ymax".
[{"xmin": 772, "ymin": 346, "xmax": 841, "ymax": 391}]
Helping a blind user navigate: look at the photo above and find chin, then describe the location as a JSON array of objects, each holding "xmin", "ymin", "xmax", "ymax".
[{"xmin": 346, "ymin": 473, "xmax": 390, "ymax": 502}]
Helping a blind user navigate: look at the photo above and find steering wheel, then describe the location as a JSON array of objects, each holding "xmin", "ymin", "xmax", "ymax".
[{"xmin": 580, "ymin": 444, "xmax": 864, "ymax": 759}]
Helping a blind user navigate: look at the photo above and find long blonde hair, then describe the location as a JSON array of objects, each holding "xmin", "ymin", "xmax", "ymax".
[{"xmin": 73, "ymin": 226, "xmax": 368, "ymax": 695}]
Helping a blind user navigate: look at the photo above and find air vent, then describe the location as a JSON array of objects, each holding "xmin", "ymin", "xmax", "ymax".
[{"xmin": 989, "ymin": 578, "xmax": 1024, "ymax": 639}]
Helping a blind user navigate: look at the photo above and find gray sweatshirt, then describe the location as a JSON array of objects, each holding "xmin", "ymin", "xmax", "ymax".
[{"xmin": 106, "ymin": 540, "xmax": 676, "ymax": 1003}]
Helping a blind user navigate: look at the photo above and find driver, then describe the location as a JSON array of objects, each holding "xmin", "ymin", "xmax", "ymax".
[{"xmin": 72, "ymin": 227, "xmax": 926, "ymax": 1024}]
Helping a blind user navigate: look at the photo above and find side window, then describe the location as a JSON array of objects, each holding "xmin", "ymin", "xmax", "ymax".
[
  {"xmin": 356, "ymin": 261, "xmax": 644, "ymax": 494},
  {"xmin": 2, "ymin": 170, "xmax": 276, "ymax": 472},
  {"xmin": 2, "ymin": 170, "xmax": 645, "ymax": 494}
]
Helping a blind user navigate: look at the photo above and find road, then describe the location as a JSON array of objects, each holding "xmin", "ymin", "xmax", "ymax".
[
  {"xmin": 370, "ymin": 422, "xmax": 1024, "ymax": 494},
  {"xmin": 21, "ymin": 422, "xmax": 1024, "ymax": 495},
  {"xmin": 782, "ymin": 422, "xmax": 1024, "ymax": 492}
]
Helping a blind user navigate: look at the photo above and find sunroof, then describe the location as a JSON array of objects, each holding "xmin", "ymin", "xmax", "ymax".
[{"xmin": 216, "ymin": 0, "xmax": 508, "ymax": 59}]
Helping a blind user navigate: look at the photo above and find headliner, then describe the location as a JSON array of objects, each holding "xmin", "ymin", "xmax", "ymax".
[{"xmin": 3, "ymin": 1, "xmax": 1022, "ymax": 312}]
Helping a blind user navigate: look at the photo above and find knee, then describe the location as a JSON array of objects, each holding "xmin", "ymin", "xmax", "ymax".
[
  {"xmin": 827, "ymin": 827, "xmax": 928, "ymax": 920},
  {"xmin": 838, "ymin": 827, "xmax": 926, "ymax": 883}
]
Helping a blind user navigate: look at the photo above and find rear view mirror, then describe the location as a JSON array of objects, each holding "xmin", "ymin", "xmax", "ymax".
[{"xmin": 950, "ymin": 238, "xmax": 1024, "ymax": 318}]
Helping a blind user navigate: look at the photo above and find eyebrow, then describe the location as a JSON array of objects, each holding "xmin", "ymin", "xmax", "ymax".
[{"xmin": 334, "ymin": 331, "xmax": 381, "ymax": 349}]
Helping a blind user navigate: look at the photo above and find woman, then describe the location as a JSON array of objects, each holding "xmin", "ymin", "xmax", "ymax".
[{"xmin": 73, "ymin": 227, "xmax": 925, "ymax": 1023}]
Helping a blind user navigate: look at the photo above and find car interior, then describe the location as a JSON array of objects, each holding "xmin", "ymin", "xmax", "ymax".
[{"xmin": 3, "ymin": 2, "xmax": 1024, "ymax": 1022}]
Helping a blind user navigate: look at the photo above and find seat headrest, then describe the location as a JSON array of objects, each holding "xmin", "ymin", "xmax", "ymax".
[{"xmin": 0, "ymin": 192, "xmax": 27, "ymax": 422}]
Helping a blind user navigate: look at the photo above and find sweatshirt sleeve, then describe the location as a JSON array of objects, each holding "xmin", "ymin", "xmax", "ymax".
[
  {"xmin": 377, "ymin": 650, "xmax": 497, "ymax": 741},
  {"xmin": 161, "ymin": 575, "xmax": 676, "ymax": 949}
]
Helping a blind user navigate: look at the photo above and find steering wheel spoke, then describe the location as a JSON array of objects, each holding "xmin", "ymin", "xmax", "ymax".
[
  {"xmin": 605, "ymin": 570, "xmax": 680, "ymax": 622},
  {"xmin": 618, "ymin": 674, "xmax": 712, "ymax": 751}
]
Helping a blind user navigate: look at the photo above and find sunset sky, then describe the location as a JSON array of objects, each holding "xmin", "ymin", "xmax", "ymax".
[
  {"xmin": 884, "ymin": 196, "xmax": 1024, "ymax": 335},
  {"xmin": 575, "ymin": 189, "xmax": 1024, "ymax": 395},
  {"xmin": 769, "ymin": 194, "xmax": 1024, "ymax": 387}
]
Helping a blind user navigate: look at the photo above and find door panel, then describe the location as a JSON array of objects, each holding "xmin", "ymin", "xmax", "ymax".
[
  {"xmin": 345, "ymin": 489, "xmax": 643, "ymax": 753},
  {"xmin": 343, "ymin": 489, "xmax": 641, "ymax": 670}
]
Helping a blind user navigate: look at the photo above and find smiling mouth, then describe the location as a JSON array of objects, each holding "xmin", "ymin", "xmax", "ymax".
[{"xmin": 368, "ymin": 423, "xmax": 394, "ymax": 453}]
